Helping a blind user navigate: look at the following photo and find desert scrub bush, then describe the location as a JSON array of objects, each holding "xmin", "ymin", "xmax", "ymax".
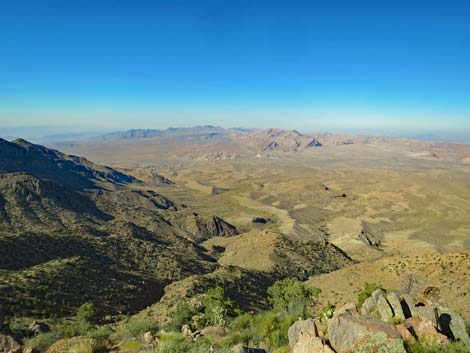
[
  {"xmin": 406, "ymin": 339, "xmax": 470, "ymax": 353},
  {"xmin": 167, "ymin": 301, "xmax": 196, "ymax": 332},
  {"xmin": 120, "ymin": 340, "xmax": 142, "ymax": 353},
  {"xmin": 24, "ymin": 332, "xmax": 62, "ymax": 352},
  {"xmin": 112, "ymin": 315, "xmax": 159, "ymax": 341},
  {"xmin": 199, "ymin": 286, "xmax": 239, "ymax": 328},
  {"xmin": 320, "ymin": 303, "xmax": 336, "ymax": 322},
  {"xmin": 267, "ymin": 278, "xmax": 320, "ymax": 317},
  {"xmin": 76, "ymin": 302, "xmax": 98, "ymax": 325},
  {"xmin": 357, "ymin": 282, "xmax": 384, "ymax": 308},
  {"xmin": 155, "ymin": 333, "xmax": 191, "ymax": 353}
]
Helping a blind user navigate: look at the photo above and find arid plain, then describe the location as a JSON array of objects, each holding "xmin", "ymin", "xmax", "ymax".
[{"xmin": 54, "ymin": 127, "xmax": 470, "ymax": 318}]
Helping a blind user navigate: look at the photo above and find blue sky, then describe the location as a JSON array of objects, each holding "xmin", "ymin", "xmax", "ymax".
[{"xmin": 1, "ymin": 0, "xmax": 470, "ymax": 134}]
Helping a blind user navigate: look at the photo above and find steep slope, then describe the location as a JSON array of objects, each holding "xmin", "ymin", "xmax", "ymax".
[{"xmin": 0, "ymin": 138, "xmax": 134, "ymax": 190}]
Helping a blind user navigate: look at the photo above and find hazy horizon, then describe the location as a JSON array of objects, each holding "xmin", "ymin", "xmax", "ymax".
[{"xmin": 1, "ymin": 1, "xmax": 470, "ymax": 140}]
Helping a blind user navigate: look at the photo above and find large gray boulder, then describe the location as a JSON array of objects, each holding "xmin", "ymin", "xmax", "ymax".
[
  {"xmin": 386, "ymin": 292, "xmax": 406, "ymax": 321},
  {"xmin": 437, "ymin": 308, "xmax": 470, "ymax": 345},
  {"xmin": 400, "ymin": 294, "xmax": 416, "ymax": 318},
  {"xmin": 377, "ymin": 295, "xmax": 394, "ymax": 322},
  {"xmin": 328, "ymin": 313, "xmax": 406, "ymax": 353},
  {"xmin": 288, "ymin": 319, "xmax": 317, "ymax": 348}
]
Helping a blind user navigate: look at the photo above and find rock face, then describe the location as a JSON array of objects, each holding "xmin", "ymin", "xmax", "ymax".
[
  {"xmin": 28, "ymin": 321, "xmax": 50, "ymax": 336},
  {"xmin": 183, "ymin": 214, "xmax": 238, "ymax": 241},
  {"xmin": 405, "ymin": 317, "xmax": 448, "ymax": 343},
  {"xmin": 288, "ymin": 319, "xmax": 317, "ymax": 348},
  {"xmin": 328, "ymin": 313, "xmax": 406, "ymax": 353},
  {"xmin": 386, "ymin": 292, "xmax": 406, "ymax": 321}
]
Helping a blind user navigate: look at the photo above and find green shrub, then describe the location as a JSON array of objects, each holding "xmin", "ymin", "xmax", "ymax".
[
  {"xmin": 267, "ymin": 278, "xmax": 320, "ymax": 317},
  {"xmin": 167, "ymin": 301, "xmax": 195, "ymax": 332},
  {"xmin": 406, "ymin": 339, "xmax": 470, "ymax": 353},
  {"xmin": 24, "ymin": 332, "xmax": 62, "ymax": 352},
  {"xmin": 77, "ymin": 302, "xmax": 98, "ymax": 325},
  {"xmin": 112, "ymin": 315, "xmax": 159, "ymax": 341},
  {"xmin": 200, "ymin": 286, "xmax": 239, "ymax": 327},
  {"xmin": 155, "ymin": 333, "xmax": 191, "ymax": 353},
  {"xmin": 357, "ymin": 282, "xmax": 384, "ymax": 308}
]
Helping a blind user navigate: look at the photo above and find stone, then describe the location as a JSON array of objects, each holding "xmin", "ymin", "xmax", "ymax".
[
  {"xmin": 377, "ymin": 295, "xmax": 394, "ymax": 322},
  {"xmin": 181, "ymin": 324, "xmax": 193, "ymax": 337},
  {"xmin": 405, "ymin": 317, "xmax": 448, "ymax": 344},
  {"xmin": 386, "ymin": 292, "xmax": 406, "ymax": 321},
  {"xmin": 142, "ymin": 332, "xmax": 154, "ymax": 345},
  {"xmin": 335, "ymin": 303, "xmax": 358, "ymax": 317},
  {"xmin": 416, "ymin": 286, "xmax": 442, "ymax": 306},
  {"xmin": 292, "ymin": 335, "xmax": 335, "ymax": 353},
  {"xmin": 395, "ymin": 324, "xmax": 416, "ymax": 344},
  {"xmin": 437, "ymin": 308, "xmax": 470, "ymax": 345},
  {"xmin": 360, "ymin": 289, "xmax": 386, "ymax": 319},
  {"xmin": 328, "ymin": 313, "xmax": 406, "ymax": 353},
  {"xmin": 200, "ymin": 325, "xmax": 226, "ymax": 339},
  {"xmin": 400, "ymin": 294, "xmax": 416, "ymax": 318},
  {"xmin": 0, "ymin": 332, "xmax": 21, "ymax": 353},
  {"xmin": 288, "ymin": 319, "xmax": 317, "ymax": 348},
  {"xmin": 414, "ymin": 305, "xmax": 439, "ymax": 327},
  {"xmin": 28, "ymin": 322, "xmax": 50, "ymax": 336}
]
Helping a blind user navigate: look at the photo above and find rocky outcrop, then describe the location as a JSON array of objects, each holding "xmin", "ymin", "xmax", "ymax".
[
  {"xmin": 328, "ymin": 313, "xmax": 406, "ymax": 353},
  {"xmin": 183, "ymin": 214, "xmax": 238, "ymax": 241},
  {"xmin": 288, "ymin": 288, "xmax": 469, "ymax": 353}
]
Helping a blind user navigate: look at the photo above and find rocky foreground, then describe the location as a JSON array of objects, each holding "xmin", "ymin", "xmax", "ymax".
[{"xmin": 288, "ymin": 287, "xmax": 469, "ymax": 353}]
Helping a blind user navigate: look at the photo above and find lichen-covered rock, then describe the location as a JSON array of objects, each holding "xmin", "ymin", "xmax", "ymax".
[
  {"xmin": 400, "ymin": 294, "xmax": 416, "ymax": 318},
  {"xmin": 328, "ymin": 313, "xmax": 406, "ymax": 353},
  {"xmin": 45, "ymin": 337, "xmax": 96, "ymax": 353},
  {"xmin": 288, "ymin": 319, "xmax": 317, "ymax": 348},
  {"xmin": 437, "ymin": 308, "xmax": 470, "ymax": 345},
  {"xmin": 377, "ymin": 295, "xmax": 394, "ymax": 322},
  {"xmin": 360, "ymin": 289, "xmax": 386, "ymax": 318},
  {"xmin": 386, "ymin": 292, "xmax": 406, "ymax": 321},
  {"xmin": 405, "ymin": 317, "xmax": 448, "ymax": 344}
]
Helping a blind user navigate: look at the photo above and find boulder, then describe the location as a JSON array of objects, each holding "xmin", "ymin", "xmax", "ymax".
[
  {"xmin": 386, "ymin": 292, "xmax": 406, "ymax": 321},
  {"xmin": 181, "ymin": 324, "xmax": 193, "ymax": 337},
  {"xmin": 28, "ymin": 322, "xmax": 50, "ymax": 336},
  {"xmin": 328, "ymin": 313, "xmax": 406, "ymax": 353},
  {"xmin": 377, "ymin": 295, "xmax": 394, "ymax": 322},
  {"xmin": 405, "ymin": 317, "xmax": 448, "ymax": 344},
  {"xmin": 292, "ymin": 335, "xmax": 335, "ymax": 353},
  {"xmin": 142, "ymin": 331, "xmax": 154, "ymax": 345},
  {"xmin": 360, "ymin": 289, "xmax": 385, "ymax": 318},
  {"xmin": 437, "ymin": 308, "xmax": 470, "ymax": 345},
  {"xmin": 200, "ymin": 326, "xmax": 226, "ymax": 339},
  {"xmin": 335, "ymin": 303, "xmax": 358, "ymax": 317},
  {"xmin": 395, "ymin": 324, "xmax": 416, "ymax": 344},
  {"xmin": 288, "ymin": 319, "xmax": 317, "ymax": 348},
  {"xmin": 414, "ymin": 305, "xmax": 439, "ymax": 327},
  {"xmin": 0, "ymin": 332, "xmax": 21, "ymax": 353},
  {"xmin": 416, "ymin": 286, "xmax": 442, "ymax": 306}
]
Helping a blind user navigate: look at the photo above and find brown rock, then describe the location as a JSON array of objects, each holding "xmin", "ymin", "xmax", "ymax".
[
  {"xmin": 0, "ymin": 332, "xmax": 21, "ymax": 353},
  {"xmin": 395, "ymin": 324, "xmax": 416, "ymax": 344},
  {"xmin": 405, "ymin": 317, "xmax": 448, "ymax": 343},
  {"xmin": 293, "ymin": 335, "xmax": 335, "ymax": 353}
]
